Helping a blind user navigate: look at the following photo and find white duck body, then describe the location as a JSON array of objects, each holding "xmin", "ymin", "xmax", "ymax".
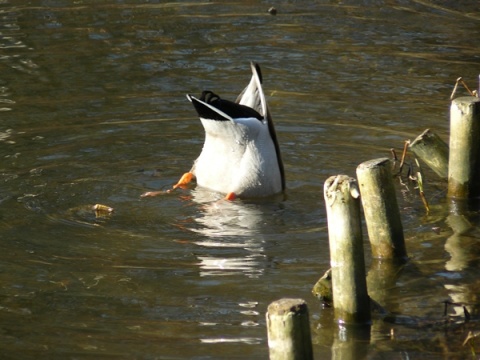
[
  {"xmin": 187, "ymin": 63, "xmax": 285, "ymax": 198},
  {"xmin": 194, "ymin": 108, "xmax": 281, "ymax": 197}
]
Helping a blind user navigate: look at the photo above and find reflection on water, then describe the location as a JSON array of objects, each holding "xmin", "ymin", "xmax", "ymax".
[
  {"xmin": 182, "ymin": 188, "xmax": 280, "ymax": 278},
  {"xmin": 444, "ymin": 212, "xmax": 480, "ymax": 319},
  {"xmin": 196, "ymin": 254, "xmax": 266, "ymax": 278},
  {"xmin": 190, "ymin": 188, "xmax": 267, "ymax": 237},
  {"xmin": 0, "ymin": 0, "xmax": 480, "ymax": 358}
]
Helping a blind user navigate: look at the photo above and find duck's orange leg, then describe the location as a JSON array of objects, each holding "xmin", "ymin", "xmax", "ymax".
[
  {"xmin": 171, "ymin": 172, "xmax": 194, "ymax": 190},
  {"xmin": 141, "ymin": 172, "xmax": 195, "ymax": 198},
  {"xmin": 225, "ymin": 192, "xmax": 237, "ymax": 201}
]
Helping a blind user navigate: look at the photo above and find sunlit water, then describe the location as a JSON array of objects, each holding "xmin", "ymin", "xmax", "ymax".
[{"xmin": 1, "ymin": 1, "xmax": 479, "ymax": 358}]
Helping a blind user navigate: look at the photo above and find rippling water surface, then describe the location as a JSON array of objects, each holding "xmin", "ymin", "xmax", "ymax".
[{"xmin": 1, "ymin": 0, "xmax": 479, "ymax": 358}]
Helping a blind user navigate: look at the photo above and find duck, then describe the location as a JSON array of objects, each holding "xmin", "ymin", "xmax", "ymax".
[{"xmin": 143, "ymin": 62, "xmax": 285, "ymax": 200}]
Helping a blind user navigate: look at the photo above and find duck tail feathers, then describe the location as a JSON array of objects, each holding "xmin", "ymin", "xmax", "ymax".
[
  {"xmin": 187, "ymin": 93, "xmax": 233, "ymax": 122},
  {"xmin": 236, "ymin": 62, "xmax": 267, "ymax": 118}
]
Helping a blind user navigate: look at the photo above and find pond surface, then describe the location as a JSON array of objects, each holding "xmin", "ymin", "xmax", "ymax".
[{"xmin": 1, "ymin": 0, "xmax": 479, "ymax": 359}]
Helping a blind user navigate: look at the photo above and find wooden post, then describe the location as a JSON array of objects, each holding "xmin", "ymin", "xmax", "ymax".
[
  {"xmin": 324, "ymin": 175, "xmax": 370, "ymax": 324},
  {"xmin": 266, "ymin": 298, "xmax": 313, "ymax": 360},
  {"xmin": 448, "ymin": 96, "xmax": 480, "ymax": 199},
  {"xmin": 356, "ymin": 158, "xmax": 407, "ymax": 260},
  {"xmin": 409, "ymin": 129, "xmax": 449, "ymax": 179}
]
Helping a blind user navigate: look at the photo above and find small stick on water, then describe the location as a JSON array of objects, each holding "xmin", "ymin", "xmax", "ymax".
[
  {"xmin": 450, "ymin": 78, "xmax": 460, "ymax": 100},
  {"xmin": 390, "ymin": 148, "xmax": 398, "ymax": 161},
  {"xmin": 459, "ymin": 78, "xmax": 476, "ymax": 97},
  {"xmin": 406, "ymin": 162, "xmax": 413, "ymax": 180},
  {"xmin": 415, "ymin": 159, "xmax": 430, "ymax": 214},
  {"xmin": 398, "ymin": 140, "xmax": 410, "ymax": 174},
  {"xmin": 450, "ymin": 77, "xmax": 476, "ymax": 99},
  {"xmin": 390, "ymin": 148, "xmax": 400, "ymax": 175}
]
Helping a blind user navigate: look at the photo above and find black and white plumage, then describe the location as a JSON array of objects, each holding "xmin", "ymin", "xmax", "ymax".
[{"xmin": 185, "ymin": 62, "xmax": 285, "ymax": 199}]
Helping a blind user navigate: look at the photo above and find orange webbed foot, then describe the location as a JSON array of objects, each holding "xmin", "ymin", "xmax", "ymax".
[
  {"xmin": 141, "ymin": 172, "xmax": 195, "ymax": 198},
  {"xmin": 225, "ymin": 192, "xmax": 237, "ymax": 201},
  {"xmin": 172, "ymin": 172, "xmax": 194, "ymax": 190}
]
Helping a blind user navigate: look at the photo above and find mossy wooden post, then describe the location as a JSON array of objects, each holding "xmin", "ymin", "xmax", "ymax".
[
  {"xmin": 356, "ymin": 158, "xmax": 407, "ymax": 260},
  {"xmin": 448, "ymin": 96, "xmax": 480, "ymax": 199},
  {"xmin": 409, "ymin": 129, "xmax": 449, "ymax": 179},
  {"xmin": 324, "ymin": 175, "xmax": 370, "ymax": 324},
  {"xmin": 266, "ymin": 298, "xmax": 313, "ymax": 360}
]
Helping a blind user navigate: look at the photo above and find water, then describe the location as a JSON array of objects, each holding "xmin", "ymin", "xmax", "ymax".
[{"xmin": 1, "ymin": 0, "xmax": 479, "ymax": 358}]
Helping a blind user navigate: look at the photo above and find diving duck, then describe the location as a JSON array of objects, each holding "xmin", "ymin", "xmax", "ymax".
[{"xmin": 143, "ymin": 62, "xmax": 285, "ymax": 200}]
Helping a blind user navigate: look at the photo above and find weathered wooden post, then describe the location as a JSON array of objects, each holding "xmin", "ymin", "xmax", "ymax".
[
  {"xmin": 266, "ymin": 298, "xmax": 313, "ymax": 360},
  {"xmin": 356, "ymin": 158, "xmax": 407, "ymax": 260},
  {"xmin": 409, "ymin": 129, "xmax": 449, "ymax": 179},
  {"xmin": 447, "ymin": 96, "xmax": 480, "ymax": 200},
  {"xmin": 324, "ymin": 175, "xmax": 370, "ymax": 324}
]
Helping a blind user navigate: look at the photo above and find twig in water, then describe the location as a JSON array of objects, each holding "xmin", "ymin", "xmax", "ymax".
[
  {"xmin": 463, "ymin": 331, "xmax": 480, "ymax": 357},
  {"xmin": 407, "ymin": 162, "xmax": 414, "ymax": 181},
  {"xmin": 414, "ymin": 159, "xmax": 430, "ymax": 214},
  {"xmin": 450, "ymin": 77, "xmax": 477, "ymax": 100},
  {"xmin": 398, "ymin": 140, "xmax": 410, "ymax": 173},
  {"xmin": 390, "ymin": 148, "xmax": 399, "ymax": 174},
  {"xmin": 390, "ymin": 148, "xmax": 398, "ymax": 161}
]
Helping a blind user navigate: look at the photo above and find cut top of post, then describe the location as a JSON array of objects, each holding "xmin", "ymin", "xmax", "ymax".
[
  {"xmin": 324, "ymin": 175, "xmax": 360, "ymax": 208},
  {"xmin": 267, "ymin": 298, "xmax": 308, "ymax": 316},
  {"xmin": 356, "ymin": 157, "xmax": 390, "ymax": 170},
  {"xmin": 452, "ymin": 95, "xmax": 480, "ymax": 108}
]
